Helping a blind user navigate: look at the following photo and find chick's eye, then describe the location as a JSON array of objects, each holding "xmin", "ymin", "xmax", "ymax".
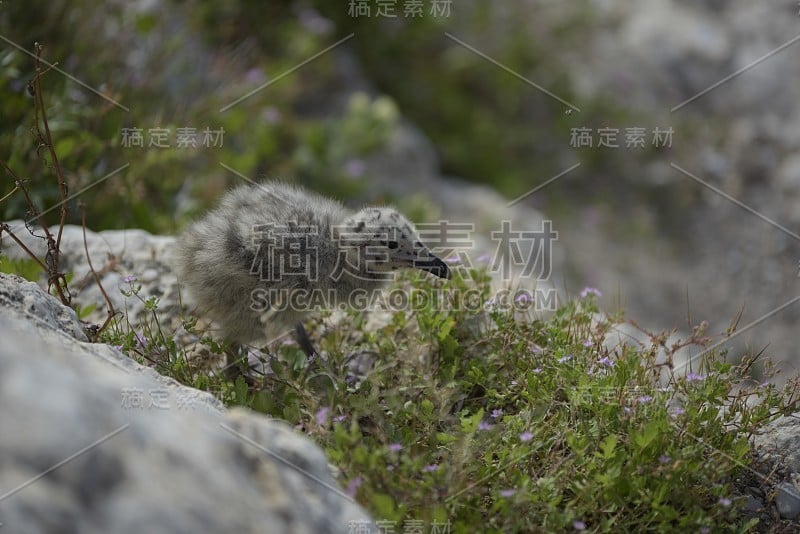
[{"xmin": 387, "ymin": 240, "xmax": 399, "ymax": 249}]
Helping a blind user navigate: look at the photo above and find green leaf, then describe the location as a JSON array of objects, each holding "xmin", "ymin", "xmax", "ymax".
[
  {"xmin": 597, "ymin": 434, "xmax": 619, "ymax": 460},
  {"xmin": 633, "ymin": 421, "xmax": 661, "ymax": 450},
  {"xmin": 370, "ymin": 493, "xmax": 397, "ymax": 520}
]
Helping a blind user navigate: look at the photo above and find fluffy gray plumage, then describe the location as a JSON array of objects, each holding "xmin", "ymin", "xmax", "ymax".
[{"xmin": 176, "ymin": 182, "xmax": 449, "ymax": 344}]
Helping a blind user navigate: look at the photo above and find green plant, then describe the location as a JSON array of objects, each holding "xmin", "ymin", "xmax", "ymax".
[{"xmin": 105, "ymin": 262, "xmax": 797, "ymax": 532}]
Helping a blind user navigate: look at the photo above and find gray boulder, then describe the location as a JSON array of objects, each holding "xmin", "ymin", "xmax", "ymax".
[{"xmin": 0, "ymin": 272, "xmax": 371, "ymax": 534}]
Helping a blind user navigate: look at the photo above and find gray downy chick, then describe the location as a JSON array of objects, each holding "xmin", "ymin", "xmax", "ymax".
[{"xmin": 176, "ymin": 182, "xmax": 450, "ymax": 345}]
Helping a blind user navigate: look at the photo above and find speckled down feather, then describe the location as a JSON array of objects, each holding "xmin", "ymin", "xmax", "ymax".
[{"xmin": 176, "ymin": 182, "xmax": 449, "ymax": 343}]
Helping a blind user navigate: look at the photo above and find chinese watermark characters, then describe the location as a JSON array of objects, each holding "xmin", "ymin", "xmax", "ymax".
[
  {"xmin": 347, "ymin": 0, "xmax": 452, "ymax": 18},
  {"xmin": 120, "ymin": 127, "xmax": 225, "ymax": 148},
  {"xmin": 569, "ymin": 127, "xmax": 673, "ymax": 149}
]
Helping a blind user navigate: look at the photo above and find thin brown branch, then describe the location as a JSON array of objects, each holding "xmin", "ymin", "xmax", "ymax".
[
  {"xmin": 32, "ymin": 44, "xmax": 69, "ymax": 255},
  {"xmin": 0, "ymin": 183, "xmax": 20, "ymax": 204},
  {"xmin": 80, "ymin": 202, "xmax": 116, "ymax": 339},
  {"xmin": 0, "ymin": 223, "xmax": 48, "ymax": 271}
]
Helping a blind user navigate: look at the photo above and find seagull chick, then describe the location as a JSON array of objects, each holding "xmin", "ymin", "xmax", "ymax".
[{"xmin": 176, "ymin": 181, "xmax": 450, "ymax": 346}]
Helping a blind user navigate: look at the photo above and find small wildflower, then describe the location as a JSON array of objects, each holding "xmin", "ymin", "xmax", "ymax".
[
  {"xmin": 519, "ymin": 431, "xmax": 534, "ymax": 442},
  {"xmin": 510, "ymin": 380, "xmax": 518, "ymax": 386},
  {"xmin": 669, "ymin": 406, "xmax": 686, "ymax": 416},
  {"xmin": 423, "ymin": 464, "xmax": 439, "ymax": 473},
  {"xmin": 123, "ymin": 274, "xmax": 137, "ymax": 283},
  {"xmin": 580, "ymin": 287, "xmax": 602, "ymax": 298},
  {"xmin": 345, "ymin": 476, "xmax": 363, "ymax": 498},
  {"xmin": 719, "ymin": 497, "xmax": 732, "ymax": 507},
  {"xmin": 262, "ymin": 106, "xmax": 281, "ymax": 124},
  {"xmin": 386, "ymin": 464, "xmax": 395, "ymax": 471},
  {"xmin": 582, "ymin": 339, "xmax": 593, "ymax": 347},
  {"xmin": 315, "ymin": 406, "xmax": 330, "ymax": 426},
  {"xmin": 597, "ymin": 356, "xmax": 614, "ymax": 367},
  {"xmin": 112, "ymin": 344, "xmax": 124, "ymax": 351},
  {"xmin": 444, "ymin": 255, "xmax": 462, "ymax": 265},
  {"xmin": 333, "ymin": 415, "xmax": 346, "ymax": 423},
  {"xmin": 478, "ymin": 421, "xmax": 493, "ymax": 431},
  {"xmin": 388, "ymin": 443, "xmax": 402, "ymax": 452},
  {"xmin": 623, "ymin": 407, "xmax": 632, "ymax": 414},
  {"xmin": 134, "ymin": 332, "xmax": 147, "ymax": 350},
  {"xmin": 573, "ymin": 520, "xmax": 587, "ymax": 531},
  {"xmin": 499, "ymin": 488, "xmax": 516, "ymax": 498},
  {"xmin": 686, "ymin": 372, "xmax": 707, "ymax": 382},
  {"xmin": 558, "ymin": 354, "xmax": 573, "ymax": 364},
  {"xmin": 344, "ymin": 158, "xmax": 365, "ymax": 178},
  {"xmin": 636, "ymin": 395, "xmax": 653, "ymax": 404},
  {"xmin": 532, "ymin": 367, "xmax": 543, "ymax": 374},
  {"xmin": 659, "ymin": 455, "xmax": 671, "ymax": 464},
  {"xmin": 476, "ymin": 253, "xmax": 492, "ymax": 264},
  {"xmin": 491, "ymin": 409, "xmax": 503, "ymax": 419},
  {"xmin": 515, "ymin": 292, "xmax": 532, "ymax": 303}
]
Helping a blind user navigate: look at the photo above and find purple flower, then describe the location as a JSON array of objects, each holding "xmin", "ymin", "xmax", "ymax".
[
  {"xmin": 386, "ymin": 464, "xmax": 395, "ymax": 471},
  {"xmin": 499, "ymin": 488, "xmax": 516, "ymax": 498},
  {"xmin": 515, "ymin": 292, "xmax": 532, "ymax": 303},
  {"xmin": 476, "ymin": 253, "xmax": 492, "ymax": 264},
  {"xmin": 558, "ymin": 354, "xmax": 573, "ymax": 364},
  {"xmin": 298, "ymin": 7, "xmax": 333, "ymax": 35},
  {"xmin": 423, "ymin": 464, "xmax": 439, "ymax": 473},
  {"xmin": 597, "ymin": 356, "xmax": 614, "ymax": 367},
  {"xmin": 478, "ymin": 421, "xmax": 493, "ymax": 431},
  {"xmin": 580, "ymin": 287, "xmax": 602, "ymax": 298},
  {"xmin": 491, "ymin": 409, "xmax": 503, "ymax": 419},
  {"xmin": 315, "ymin": 406, "xmax": 330, "ymax": 426},
  {"xmin": 519, "ymin": 431, "xmax": 534, "ymax": 442},
  {"xmin": 389, "ymin": 443, "xmax": 402, "ymax": 452},
  {"xmin": 262, "ymin": 106, "xmax": 281, "ymax": 124},
  {"xmin": 686, "ymin": 372, "xmax": 707, "ymax": 382},
  {"xmin": 511, "ymin": 380, "xmax": 518, "ymax": 386},
  {"xmin": 669, "ymin": 406, "xmax": 686, "ymax": 416},
  {"xmin": 659, "ymin": 455, "xmax": 671, "ymax": 464},
  {"xmin": 719, "ymin": 497, "xmax": 732, "ymax": 507},
  {"xmin": 444, "ymin": 256, "xmax": 462, "ymax": 265},
  {"xmin": 134, "ymin": 332, "xmax": 147, "ymax": 350},
  {"xmin": 636, "ymin": 395, "xmax": 653, "ymax": 404},
  {"xmin": 333, "ymin": 415, "xmax": 346, "ymax": 423},
  {"xmin": 344, "ymin": 158, "xmax": 365, "ymax": 178},
  {"xmin": 345, "ymin": 476, "xmax": 362, "ymax": 498},
  {"xmin": 123, "ymin": 274, "xmax": 137, "ymax": 283},
  {"xmin": 573, "ymin": 520, "xmax": 587, "ymax": 531},
  {"xmin": 582, "ymin": 339, "xmax": 593, "ymax": 347}
]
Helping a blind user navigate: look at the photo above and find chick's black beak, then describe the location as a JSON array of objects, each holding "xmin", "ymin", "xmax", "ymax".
[{"xmin": 413, "ymin": 255, "xmax": 451, "ymax": 279}]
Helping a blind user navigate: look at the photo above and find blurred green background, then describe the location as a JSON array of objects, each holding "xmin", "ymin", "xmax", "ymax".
[{"xmin": 0, "ymin": 0, "xmax": 680, "ymax": 234}]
